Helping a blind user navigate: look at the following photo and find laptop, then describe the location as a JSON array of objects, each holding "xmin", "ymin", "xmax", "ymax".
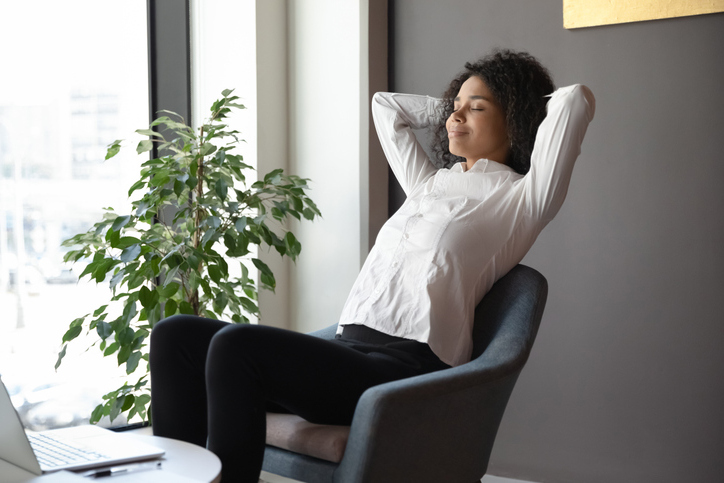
[{"xmin": 0, "ymin": 377, "xmax": 164, "ymax": 475}]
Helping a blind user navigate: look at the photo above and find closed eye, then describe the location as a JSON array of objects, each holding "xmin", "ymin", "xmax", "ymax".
[{"xmin": 452, "ymin": 106, "xmax": 484, "ymax": 112}]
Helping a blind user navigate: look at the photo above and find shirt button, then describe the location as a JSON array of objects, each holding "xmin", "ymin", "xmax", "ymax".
[
  {"xmin": 403, "ymin": 233, "xmax": 409, "ymax": 239},
  {"xmin": 392, "ymin": 262, "xmax": 398, "ymax": 267}
]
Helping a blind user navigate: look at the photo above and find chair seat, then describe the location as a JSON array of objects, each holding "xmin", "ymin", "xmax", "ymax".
[{"xmin": 266, "ymin": 413, "xmax": 350, "ymax": 463}]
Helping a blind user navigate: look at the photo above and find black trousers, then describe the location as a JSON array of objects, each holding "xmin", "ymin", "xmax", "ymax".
[{"xmin": 149, "ymin": 315, "xmax": 449, "ymax": 483}]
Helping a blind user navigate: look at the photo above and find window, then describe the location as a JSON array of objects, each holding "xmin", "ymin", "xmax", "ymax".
[
  {"xmin": 0, "ymin": 0, "xmax": 148, "ymax": 429},
  {"xmin": 190, "ymin": 0, "xmax": 259, "ymax": 322}
]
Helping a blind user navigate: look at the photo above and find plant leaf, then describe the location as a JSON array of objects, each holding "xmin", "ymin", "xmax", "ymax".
[
  {"xmin": 128, "ymin": 180, "xmax": 146, "ymax": 197},
  {"xmin": 110, "ymin": 269, "xmax": 125, "ymax": 289},
  {"xmin": 90, "ymin": 404, "xmax": 105, "ymax": 424},
  {"xmin": 179, "ymin": 301, "xmax": 194, "ymax": 315},
  {"xmin": 110, "ymin": 395, "xmax": 124, "ymax": 422},
  {"xmin": 136, "ymin": 128, "xmax": 162, "ymax": 138},
  {"xmin": 215, "ymin": 178, "xmax": 228, "ymax": 200},
  {"xmin": 235, "ymin": 217, "xmax": 248, "ymax": 232},
  {"xmin": 121, "ymin": 244, "xmax": 142, "ymax": 263},
  {"xmin": 208, "ymin": 265, "xmax": 222, "ymax": 284},
  {"xmin": 138, "ymin": 285, "xmax": 159, "ymax": 308},
  {"xmin": 96, "ymin": 321, "xmax": 113, "ymax": 340},
  {"xmin": 118, "ymin": 327, "xmax": 135, "ymax": 346},
  {"xmin": 105, "ymin": 140, "xmax": 123, "ymax": 160},
  {"xmin": 160, "ymin": 282, "xmax": 180, "ymax": 299},
  {"xmin": 55, "ymin": 345, "xmax": 67, "ymax": 370},
  {"xmin": 137, "ymin": 139, "xmax": 154, "ymax": 154},
  {"xmin": 104, "ymin": 342, "xmax": 119, "ymax": 357},
  {"xmin": 126, "ymin": 352, "xmax": 143, "ymax": 374},
  {"xmin": 164, "ymin": 299, "xmax": 178, "ymax": 318},
  {"xmin": 252, "ymin": 258, "xmax": 275, "ymax": 290},
  {"xmin": 111, "ymin": 215, "xmax": 131, "ymax": 232},
  {"xmin": 117, "ymin": 345, "xmax": 132, "ymax": 365},
  {"xmin": 121, "ymin": 393, "xmax": 136, "ymax": 411},
  {"xmin": 62, "ymin": 324, "xmax": 83, "ymax": 343},
  {"xmin": 93, "ymin": 305, "xmax": 108, "ymax": 317}
]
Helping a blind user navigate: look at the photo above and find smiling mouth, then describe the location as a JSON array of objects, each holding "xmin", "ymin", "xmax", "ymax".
[{"xmin": 448, "ymin": 131, "xmax": 468, "ymax": 138}]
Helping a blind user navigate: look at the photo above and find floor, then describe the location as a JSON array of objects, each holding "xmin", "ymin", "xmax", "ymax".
[{"xmin": 260, "ymin": 471, "xmax": 535, "ymax": 483}]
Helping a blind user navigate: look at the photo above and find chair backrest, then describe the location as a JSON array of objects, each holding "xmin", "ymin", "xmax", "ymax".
[{"xmin": 470, "ymin": 264, "xmax": 548, "ymax": 368}]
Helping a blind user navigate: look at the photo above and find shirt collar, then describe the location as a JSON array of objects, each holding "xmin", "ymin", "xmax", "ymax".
[{"xmin": 452, "ymin": 159, "xmax": 516, "ymax": 174}]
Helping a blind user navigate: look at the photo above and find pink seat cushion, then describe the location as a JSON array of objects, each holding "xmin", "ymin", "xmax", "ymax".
[{"xmin": 265, "ymin": 413, "xmax": 350, "ymax": 463}]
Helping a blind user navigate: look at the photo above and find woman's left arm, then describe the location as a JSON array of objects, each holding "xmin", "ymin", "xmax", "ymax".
[{"xmin": 524, "ymin": 84, "xmax": 596, "ymax": 221}]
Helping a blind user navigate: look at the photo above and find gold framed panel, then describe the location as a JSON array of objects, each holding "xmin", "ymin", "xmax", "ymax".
[{"xmin": 564, "ymin": 0, "xmax": 724, "ymax": 29}]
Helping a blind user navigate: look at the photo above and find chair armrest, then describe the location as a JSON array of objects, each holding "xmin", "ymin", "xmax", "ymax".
[
  {"xmin": 308, "ymin": 324, "xmax": 338, "ymax": 341},
  {"xmin": 364, "ymin": 353, "xmax": 520, "ymax": 400},
  {"xmin": 336, "ymin": 358, "xmax": 523, "ymax": 482}
]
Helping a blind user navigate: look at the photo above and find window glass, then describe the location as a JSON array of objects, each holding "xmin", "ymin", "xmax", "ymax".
[
  {"xmin": 190, "ymin": 0, "xmax": 259, "ymax": 322},
  {"xmin": 0, "ymin": 0, "xmax": 148, "ymax": 429}
]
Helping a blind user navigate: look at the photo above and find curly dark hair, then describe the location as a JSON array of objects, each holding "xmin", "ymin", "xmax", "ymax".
[{"xmin": 431, "ymin": 49, "xmax": 555, "ymax": 175}]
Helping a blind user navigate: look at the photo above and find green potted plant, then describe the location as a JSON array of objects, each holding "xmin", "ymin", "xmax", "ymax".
[{"xmin": 56, "ymin": 89, "xmax": 320, "ymax": 424}]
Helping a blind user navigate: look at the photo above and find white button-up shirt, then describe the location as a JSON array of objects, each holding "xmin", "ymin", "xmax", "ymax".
[{"xmin": 337, "ymin": 84, "xmax": 596, "ymax": 366}]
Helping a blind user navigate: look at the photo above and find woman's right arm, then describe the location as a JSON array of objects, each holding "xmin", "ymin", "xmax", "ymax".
[{"xmin": 372, "ymin": 92, "xmax": 440, "ymax": 195}]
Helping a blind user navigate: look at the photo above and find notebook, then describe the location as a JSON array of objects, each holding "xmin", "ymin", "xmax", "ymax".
[{"xmin": 0, "ymin": 377, "xmax": 164, "ymax": 475}]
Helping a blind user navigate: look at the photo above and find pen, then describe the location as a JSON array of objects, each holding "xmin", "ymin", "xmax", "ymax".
[{"xmin": 84, "ymin": 461, "xmax": 162, "ymax": 478}]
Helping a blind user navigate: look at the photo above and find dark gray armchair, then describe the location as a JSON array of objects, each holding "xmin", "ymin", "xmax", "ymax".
[{"xmin": 263, "ymin": 264, "xmax": 547, "ymax": 483}]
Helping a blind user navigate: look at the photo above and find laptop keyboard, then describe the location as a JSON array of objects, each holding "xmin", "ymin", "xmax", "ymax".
[{"xmin": 27, "ymin": 432, "xmax": 109, "ymax": 469}]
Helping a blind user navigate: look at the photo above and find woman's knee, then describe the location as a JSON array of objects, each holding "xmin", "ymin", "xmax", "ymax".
[
  {"xmin": 209, "ymin": 323, "xmax": 261, "ymax": 352},
  {"xmin": 155, "ymin": 313, "xmax": 227, "ymax": 336},
  {"xmin": 151, "ymin": 315, "xmax": 199, "ymax": 347},
  {"xmin": 151, "ymin": 315, "xmax": 229, "ymax": 361},
  {"xmin": 206, "ymin": 324, "xmax": 285, "ymax": 369}
]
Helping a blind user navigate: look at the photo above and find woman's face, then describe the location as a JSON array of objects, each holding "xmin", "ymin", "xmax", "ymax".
[{"xmin": 446, "ymin": 76, "xmax": 509, "ymax": 167}]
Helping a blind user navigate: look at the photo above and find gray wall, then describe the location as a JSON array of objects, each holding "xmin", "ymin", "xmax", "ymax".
[{"xmin": 390, "ymin": 1, "xmax": 724, "ymax": 482}]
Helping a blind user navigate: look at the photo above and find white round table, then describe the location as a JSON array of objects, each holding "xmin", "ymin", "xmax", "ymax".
[{"xmin": 118, "ymin": 430, "xmax": 221, "ymax": 483}]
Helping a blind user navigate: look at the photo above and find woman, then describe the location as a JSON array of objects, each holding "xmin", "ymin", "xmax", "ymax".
[{"xmin": 150, "ymin": 49, "xmax": 595, "ymax": 482}]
